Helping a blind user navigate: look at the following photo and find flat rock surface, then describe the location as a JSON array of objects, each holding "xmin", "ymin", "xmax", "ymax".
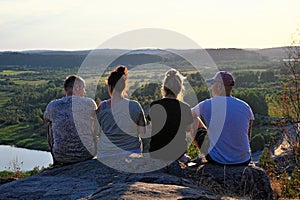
[
  {"xmin": 0, "ymin": 156, "xmax": 273, "ymax": 199},
  {"xmin": 0, "ymin": 158, "xmax": 216, "ymax": 200}
]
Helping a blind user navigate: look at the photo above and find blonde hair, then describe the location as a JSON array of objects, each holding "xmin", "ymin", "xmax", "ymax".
[{"xmin": 161, "ymin": 69, "xmax": 185, "ymax": 100}]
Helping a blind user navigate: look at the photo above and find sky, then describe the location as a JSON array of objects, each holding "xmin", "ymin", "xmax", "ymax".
[{"xmin": 1, "ymin": 0, "xmax": 300, "ymax": 51}]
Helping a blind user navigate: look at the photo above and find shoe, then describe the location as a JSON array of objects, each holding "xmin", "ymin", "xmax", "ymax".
[{"xmin": 179, "ymin": 153, "xmax": 191, "ymax": 164}]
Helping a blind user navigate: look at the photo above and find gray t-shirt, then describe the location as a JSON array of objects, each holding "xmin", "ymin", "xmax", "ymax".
[
  {"xmin": 44, "ymin": 96, "xmax": 97, "ymax": 161},
  {"xmin": 96, "ymin": 98, "xmax": 146, "ymax": 156}
]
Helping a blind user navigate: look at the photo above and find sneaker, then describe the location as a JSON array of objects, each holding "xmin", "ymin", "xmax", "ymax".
[{"xmin": 179, "ymin": 153, "xmax": 191, "ymax": 164}]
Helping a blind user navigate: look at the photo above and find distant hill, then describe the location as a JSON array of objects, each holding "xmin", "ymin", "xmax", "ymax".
[
  {"xmin": 254, "ymin": 47, "xmax": 289, "ymax": 61},
  {"xmin": 0, "ymin": 52, "xmax": 86, "ymax": 68},
  {"xmin": 0, "ymin": 47, "xmax": 292, "ymax": 69}
]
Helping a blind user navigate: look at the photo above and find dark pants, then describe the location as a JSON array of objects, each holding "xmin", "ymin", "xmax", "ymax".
[{"xmin": 206, "ymin": 154, "xmax": 251, "ymax": 166}]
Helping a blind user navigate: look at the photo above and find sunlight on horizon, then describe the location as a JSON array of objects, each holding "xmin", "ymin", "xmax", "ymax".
[{"xmin": 1, "ymin": 0, "xmax": 300, "ymax": 50}]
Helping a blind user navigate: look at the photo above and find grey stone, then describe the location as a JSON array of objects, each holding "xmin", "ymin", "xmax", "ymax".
[
  {"xmin": 0, "ymin": 156, "xmax": 273, "ymax": 199},
  {"xmin": 195, "ymin": 163, "xmax": 273, "ymax": 200}
]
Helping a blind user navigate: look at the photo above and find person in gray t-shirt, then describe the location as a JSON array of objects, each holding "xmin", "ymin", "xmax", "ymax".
[
  {"xmin": 44, "ymin": 75, "xmax": 97, "ymax": 165},
  {"xmin": 96, "ymin": 66, "xmax": 146, "ymax": 157}
]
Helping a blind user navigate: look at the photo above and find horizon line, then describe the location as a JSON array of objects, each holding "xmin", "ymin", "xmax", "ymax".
[{"xmin": 0, "ymin": 45, "xmax": 296, "ymax": 52}]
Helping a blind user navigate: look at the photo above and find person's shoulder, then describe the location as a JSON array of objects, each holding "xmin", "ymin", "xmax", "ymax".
[
  {"xmin": 179, "ymin": 100, "xmax": 191, "ymax": 108},
  {"xmin": 192, "ymin": 98, "xmax": 211, "ymax": 111},
  {"xmin": 78, "ymin": 96, "xmax": 94, "ymax": 101},
  {"xmin": 149, "ymin": 99, "xmax": 161, "ymax": 106},
  {"xmin": 231, "ymin": 96, "xmax": 252, "ymax": 109},
  {"xmin": 86, "ymin": 97, "xmax": 97, "ymax": 103},
  {"xmin": 96, "ymin": 99, "xmax": 111, "ymax": 113},
  {"xmin": 231, "ymin": 96, "xmax": 249, "ymax": 105},
  {"xmin": 84, "ymin": 97, "xmax": 97, "ymax": 108},
  {"xmin": 77, "ymin": 96, "xmax": 96, "ymax": 103},
  {"xmin": 196, "ymin": 98, "xmax": 212, "ymax": 106},
  {"xmin": 47, "ymin": 97, "xmax": 65, "ymax": 106},
  {"xmin": 73, "ymin": 96, "xmax": 97, "ymax": 109},
  {"xmin": 128, "ymin": 98, "xmax": 142, "ymax": 107}
]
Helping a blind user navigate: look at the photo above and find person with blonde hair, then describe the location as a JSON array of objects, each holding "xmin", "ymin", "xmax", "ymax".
[{"xmin": 148, "ymin": 69, "xmax": 194, "ymax": 162}]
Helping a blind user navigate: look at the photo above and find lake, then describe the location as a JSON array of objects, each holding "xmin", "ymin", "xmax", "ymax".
[{"xmin": 0, "ymin": 145, "xmax": 53, "ymax": 171}]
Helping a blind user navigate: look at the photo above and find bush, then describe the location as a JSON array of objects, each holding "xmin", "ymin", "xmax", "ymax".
[
  {"xmin": 259, "ymin": 147, "xmax": 275, "ymax": 177},
  {"xmin": 251, "ymin": 133, "xmax": 265, "ymax": 152},
  {"xmin": 280, "ymin": 167, "xmax": 300, "ymax": 198},
  {"xmin": 187, "ymin": 143, "xmax": 200, "ymax": 159}
]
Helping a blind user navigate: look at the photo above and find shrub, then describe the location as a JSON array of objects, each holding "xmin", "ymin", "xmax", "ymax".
[{"xmin": 251, "ymin": 133, "xmax": 265, "ymax": 152}]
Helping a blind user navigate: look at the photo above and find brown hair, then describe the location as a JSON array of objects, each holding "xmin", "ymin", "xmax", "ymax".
[
  {"xmin": 107, "ymin": 65, "xmax": 128, "ymax": 94},
  {"xmin": 64, "ymin": 75, "xmax": 84, "ymax": 91}
]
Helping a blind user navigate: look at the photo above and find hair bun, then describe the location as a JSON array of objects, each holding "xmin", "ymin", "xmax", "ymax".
[
  {"xmin": 116, "ymin": 65, "xmax": 127, "ymax": 75},
  {"xmin": 166, "ymin": 69, "xmax": 177, "ymax": 77}
]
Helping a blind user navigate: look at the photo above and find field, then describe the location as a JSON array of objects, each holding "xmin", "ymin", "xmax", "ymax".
[
  {"xmin": 0, "ymin": 90, "xmax": 14, "ymax": 108},
  {"xmin": 0, "ymin": 70, "xmax": 37, "ymax": 75},
  {"xmin": 0, "ymin": 123, "xmax": 48, "ymax": 150}
]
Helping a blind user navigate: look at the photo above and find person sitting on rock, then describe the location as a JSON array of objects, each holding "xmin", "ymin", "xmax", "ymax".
[
  {"xmin": 44, "ymin": 75, "xmax": 97, "ymax": 166},
  {"xmin": 192, "ymin": 71, "xmax": 254, "ymax": 166},
  {"xmin": 96, "ymin": 65, "xmax": 146, "ymax": 158},
  {"xmin": 148, "ymin": 69, "xmax": 194, "ymax": 163}
]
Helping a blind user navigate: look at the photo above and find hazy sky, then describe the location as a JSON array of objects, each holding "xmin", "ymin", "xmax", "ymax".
[{"xmin": 1, "ymin": 0, "xmax": 300, "ymax": 50}]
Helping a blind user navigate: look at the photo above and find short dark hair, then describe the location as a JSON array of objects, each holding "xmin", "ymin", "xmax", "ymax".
[{"xmin": 64, "ymin": 75, "xmax": 84, "ymax": 91}]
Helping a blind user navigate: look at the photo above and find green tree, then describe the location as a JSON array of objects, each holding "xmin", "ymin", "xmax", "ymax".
[
  {"xmin": 280, "ymin": 167, "xmax": 300, "ymax": 198},
  {"xmin": 260, "ymin": 70, "xmax": 275, "ymax": 82},
  {"xmin": 233, "ymin": 88, "xmax": 268, "ymax": 115},
  {"xmin": 259, "ymin": 147, "xmax": 275, "ymax": 177},
  {"xmin": 280, "ymin": 29, "xmax": 300, "ymax": 166}
]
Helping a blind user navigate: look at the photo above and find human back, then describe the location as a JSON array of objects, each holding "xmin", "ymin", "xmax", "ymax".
[
  {"xmin": 192, "ymin": 71, "xmax": 254, "ymax": 165},
  {"xmin": 47, "ymin": 96, "xmax": 97, "ymax": 161},
  {"xmin": 149, "ymin": 98, "xmax": 193, "ymax": 160},
  {"xmin": 196, "ymin": 96, "xmax": 253, "ymax": 164},
  {"xmin": 44, "ymin": 75, "xmax": 97, "ymax": 165},
  {"xmin": 148, "ymin": 69, "xmax": 193, "ymax": 161},
  {"xmin": 96, "ymin": 66, "xmax": 146, "ymax": 157},
  {"xmin": 97, "ymin": 98, "xmax": 145, "ymax": 154}
]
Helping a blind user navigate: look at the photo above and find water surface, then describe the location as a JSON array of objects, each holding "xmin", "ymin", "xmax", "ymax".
[{"xmin": 0, "ymin": 145, "xmax": 53, "ymax": 171}]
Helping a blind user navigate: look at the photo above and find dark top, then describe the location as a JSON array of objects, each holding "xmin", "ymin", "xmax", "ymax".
[{"xmin": 148, "ymin": 98, "xmax": 193, "ymax": 160}]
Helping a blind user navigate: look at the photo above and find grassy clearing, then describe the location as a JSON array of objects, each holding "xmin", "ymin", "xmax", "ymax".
[
  {"xmin": 0, "ymin": 123, "xmax": 31, "ymax": 143},
  {"xmin": 0, "ymin": 70, "xmax": 37, "ymax": 75},
  {"xmin": 0, "ymin": 123, "xmax": 48, "ymax": 151},
  {"xmin": 0, "ymin": 90, "xmax": 14, "ymax": 108},
  {"xmin": 13, "ymin": 79, "xmax": 47, "ymax": 85}
]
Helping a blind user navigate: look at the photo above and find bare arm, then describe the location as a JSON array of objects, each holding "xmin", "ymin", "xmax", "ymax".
[
  {"xmin": 44, "ymin": 112, "xmax": 51, "ymax": 124},
  {"xmin": 138, "ymin": 125, "xmax": 146, "ymax": 137},
  {"xmin": 189, "ymin": 127, "xmax": 200, "ymax": 150},
  {"xmin": 248, "ymin": 120, "xmax": 253, "ymax": 141},
  {"xmin": 191, "ymin": 109, "xmax": 207, "ymax": 130},
  {"xmin": 189, "ymin": 112, "xmax": 207, "ymax": 150}
]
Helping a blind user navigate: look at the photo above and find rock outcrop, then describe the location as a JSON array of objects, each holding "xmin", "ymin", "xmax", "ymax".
[
  {"xmin": 0, "ymin": 155, "xmax": 273, "ymax": 199},
  {"xmin": 194, "ymin": 163, "xmax": 273, "ymax": 199}
]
